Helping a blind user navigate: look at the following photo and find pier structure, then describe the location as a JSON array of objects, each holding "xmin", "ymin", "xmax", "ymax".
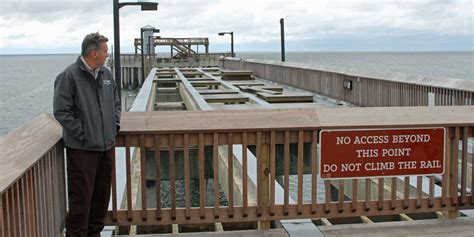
[
  {"xmin": 220, "ymin": 57, "xmax": 473, "ymax": 107},
  {"xmin": 107, "ymin": 32, "xmax": 230, "ymax": 89},
  {"xmin": 108, "ymin": 54, "xmax": 230, "ymax": 89},
  {"xmin": 109, "ymin": 65, "xmax": 473, "ymax": 235},
  {"xmin": 1, "ymin": 57, "xmax": 474, "ymax": 236},
  {"xmin": 134, "ymin": 37, "xmax": 210, "ymax": 58}
]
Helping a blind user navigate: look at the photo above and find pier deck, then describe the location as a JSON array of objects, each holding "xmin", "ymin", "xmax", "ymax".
[
  {"xmin": 111, "ymin": 215, "xmax": 474, "ymax": 236},
  {"xmin": 110, "ymin": 67, "xmax": 472, "ymax": 236},
  {"xmin": 320, "ymin": 216, "xmax": 474, "ymax": 237},
  {"xmin": 1, "ymin": 61, "xmax": 473, "ymax": 237}
]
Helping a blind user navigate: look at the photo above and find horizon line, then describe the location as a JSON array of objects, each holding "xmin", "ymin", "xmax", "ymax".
[{"xmin": 1, "ymin": 50, "xmax": 473, "ymax": 56}]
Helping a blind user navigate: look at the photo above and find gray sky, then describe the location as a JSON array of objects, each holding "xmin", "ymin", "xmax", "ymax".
[{"xmin": 0, "ymin": 0, "xmax": 472, "ymax": 54}]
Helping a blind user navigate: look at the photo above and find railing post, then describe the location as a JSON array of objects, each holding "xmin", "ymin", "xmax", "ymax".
[
  {"xmin": 258, "ymin": 139, "xmax": 271, "ymax": 230},
  {"xmin": 443, "ymin": 127, "xmax": 459, "ymax": 218}
]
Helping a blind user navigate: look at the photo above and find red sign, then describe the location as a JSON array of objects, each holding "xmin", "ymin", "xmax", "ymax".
[{"xmin": 319, "ymin": 128, "xmax": 445, "ymax": 179}]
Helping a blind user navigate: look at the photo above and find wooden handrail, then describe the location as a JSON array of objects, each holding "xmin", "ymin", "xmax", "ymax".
[
  {"xmin": 0, "ymin": 113, "xmax": 62, "ymax": 193},
  {"xmin": 224, "ymin": 57, "xmax": 474, "ymax": 92},
  {"xmin": 222, "ymin": 58, "xmax": 474, "ymax": 107},
  {"xmin": 0, "ymin": 113, "xmax": 65, "ymax": 236},
  {"xmin": 119, "ymin": 107, "xmax": 473, "ymax": 133},
  {"xmin": 105, "ymin": 106, "xmax": 473, "ymax": 228},
  {"xmin": 1, "ymin": 107, "xmax": 473, "ymax": 234}
]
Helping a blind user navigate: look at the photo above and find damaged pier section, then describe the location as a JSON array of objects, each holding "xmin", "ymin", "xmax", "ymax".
[{"xmin": 112, "ymin": 64, "xmax": 473, "ymax": 236}]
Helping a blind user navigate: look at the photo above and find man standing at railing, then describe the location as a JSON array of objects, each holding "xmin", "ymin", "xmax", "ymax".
[{"xmin": 53, "ymin": 32, "xmax": 121, "ymax": 237}]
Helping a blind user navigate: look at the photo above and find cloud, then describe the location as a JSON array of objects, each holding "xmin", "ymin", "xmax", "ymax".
[{"xmin": 0, "ymin": 0, "xmax": 472, "ymax": 54}]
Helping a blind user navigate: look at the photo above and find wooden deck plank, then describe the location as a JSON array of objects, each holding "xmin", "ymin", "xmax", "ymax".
[
  {"xmin": 154, "ymin": 102, "xmax": 185, "ymax": 108},
  {"xmin": 232, "ymin": 81, "xmax": 266, "ymax": 87},
  {"xmin": 153, "ymin": 78, "xmax": 181, "ymax": 84},
  {"xmin": 156, "ymin": 72, "xmax": 176, "ymax": 75},
  {"xmin": 182, "ymin": 72, "xmax": 204, "ymax": 77},
  {"xmin": 113, "ymin": 217, "xmax": 474, "ymax": 236},
  {"xmin": 319, "ymin": 217, "xmax": 474, "ymax": 237},
  {"xmin": 202, "ymin": 94, "xmax": 249, "ymax": 104},
  {"xmin": 222, "ymin": 75, "xmax": 255, "ymax": 81},
  {"xmin": 187, "ymin": 77, "xmax": 216, "ymax": 81},
  {"xmin": 240, "ymin": 86, "xmax": 282, "ymax": 95},
  {"xmin": 220, "ymin": 69, "xmax": 254, "ymax": 80},
  {"xmin": 117, "ymin": 229, "xmax": 288, "ymax": 237},
  {"xmin": 190, "ymin": 81, "xmax": 221, "ymax": 87},
  {"xmin": 156, "ymin": 73, "xmax": 176, "ymax": 78},
  {"xmin": 257, "ymin": 92, "xmax": 314, "ymax": 103},
  {"xmin": 211, "ymin": 104, "xmax": 264, "ymax": 110},
  {"xmin": 252, "ymin": 85, "xmax": 284, "ymax": 92},
  {"xmin": 272, "ymin": 103, "xmax": 322, "ymax": 109},
  {"xmin": 220, "ymin": 69, "xmax": 254, "ymax": 76},
  {"xmin": 157, "ymin": 88, "xmax": 179, "ymax": 93},
  {"xmin": 119, "ymin": 106, "xmax": 473, "ymax": 133},
  {"xmin": 197, "ymin": 89, "xmax": 239, "ymax": 95}
]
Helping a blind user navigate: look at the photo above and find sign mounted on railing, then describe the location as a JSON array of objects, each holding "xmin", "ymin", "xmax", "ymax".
[{"xmin": 319, "ymin": 128, "xmax": 445, "ymax": 179}]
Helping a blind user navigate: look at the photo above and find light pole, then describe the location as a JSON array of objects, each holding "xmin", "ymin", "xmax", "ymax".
[
  {"xmin": 280, "ymin": 18, "xmax": 285, "ymax": 62},
  {"xmin": 218, "ymin": 31, "xmax": 234, "ymax": 57},
  {"xmin": 140, "ymin": 27, "xmax": 160, "ymax": 84},
  {"xmin": 113, "ymin": 0, "xmax": 158, "ymax": 102}
]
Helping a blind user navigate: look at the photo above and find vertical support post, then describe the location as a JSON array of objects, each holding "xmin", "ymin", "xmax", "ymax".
[
  {"xmin": 141, "ymin": 28, "xmax": 145, "ymax": 86},
  {"xmin": 258, "ymin": 139, "xmax": 270, "ymax": 230},
  {"xmin": 149, "ymin": 36, "xmax": 152, "ymax": 58},
  {"xmin": 280, "ymin": 18, "xmax": 285, "ymax": 62},
  {"xmin": 113, "ymin": 0, "xmax": 122, "ymax": 101},
  {"xmin": 443, "ymin": 127, "xmax": 458, "ymax": 218},
  {"xmin": 230, "ymin": 32, "xmax": 234, "ymax": 57},
  {"xmin": 148, "ymin": 36, "xmax": 153, "ymax": 76}
]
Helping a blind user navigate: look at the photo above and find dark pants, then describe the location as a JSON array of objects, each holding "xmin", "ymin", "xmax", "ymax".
[{"xmin": 65, "ymin": 148, "xmax": 113, "ymax": 237}]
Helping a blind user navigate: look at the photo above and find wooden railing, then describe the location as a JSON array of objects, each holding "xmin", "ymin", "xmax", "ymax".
[
  {"xmin": 109, "ymin": 53, "xmax": 230, "ymax": 64},
  {"xmin": 220, "ymin": 57, "xmax": 474, "ymax": 107},
  {"xmin": 104, "ymin": 107, "xmax": 473, "ymax": 227},
  {"xmin": 134, "ymin": 37, "xmax": 210, "ymax": 46},
  {"xmin": 1, "ymin": 107, "xmax": 473, "ymax": 235},
  {"xmin": 0, "ymin": 114, "xmax": 65, "ymax": 237}
]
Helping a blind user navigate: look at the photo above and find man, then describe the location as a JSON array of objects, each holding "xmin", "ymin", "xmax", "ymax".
[{"xmin": 54, "ymin": 32, "xmax": 121, "ymax": 236}]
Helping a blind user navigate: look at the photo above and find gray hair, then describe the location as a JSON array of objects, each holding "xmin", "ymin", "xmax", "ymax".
[{"xmin": 81, "ymin": 32, "xmax": 108, "ymax": 56}]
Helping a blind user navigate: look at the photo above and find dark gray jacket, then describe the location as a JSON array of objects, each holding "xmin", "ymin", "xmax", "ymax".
[{"xmin": 53, "ymin": 57, "xmax": 121, "ymax": 151}]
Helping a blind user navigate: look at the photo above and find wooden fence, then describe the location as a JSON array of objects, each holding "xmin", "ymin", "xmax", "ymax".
[
  {"xmin": 1, "ymin": 107, "xmax": 473, "ymax": 235},
  {"xmin": 105, "ymin": 107, "xmax": 473, "ymax": 226},
  {"xmin": 221, "ymin": 57, "xmax": 474, "ymax": 107},
  {"xmin": 0, "ymin": 114, "xmax": 66, "ymax": 237},
  {"xmin": 109, "ymin": 53, "xmax": 229, "ymax": 64}
]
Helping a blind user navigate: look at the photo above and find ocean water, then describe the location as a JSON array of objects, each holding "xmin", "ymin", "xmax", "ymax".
[
  {"xmin": 237, "ymin": 51, "xmax": 473, "ymax": 80},
  {"xmin": 0, "ymin": 52, "xmax": 473, "ymax": 136},
  {"xmin": 0, "ymin": 54, "xmax": 137, "ymax": 136}
]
